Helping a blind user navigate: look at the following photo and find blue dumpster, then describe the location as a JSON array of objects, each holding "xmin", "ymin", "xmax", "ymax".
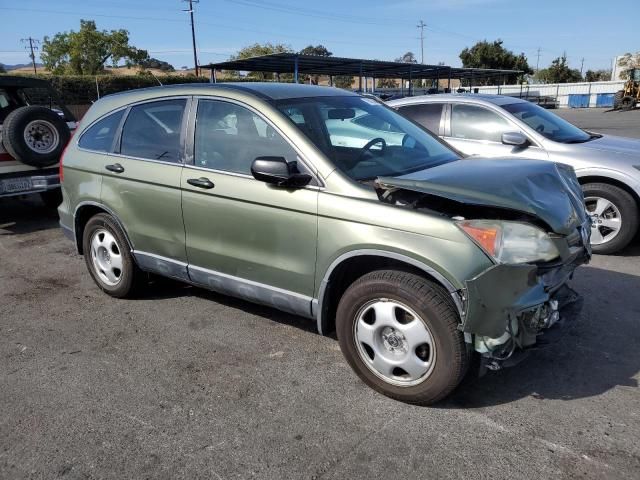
[
  {"xmin": 568, "ymin": 94, "xmax": 590, "ymax": 108},
  {"xmin": 596, "ymin": 93, "xmax": 615, "ymax": 108}
]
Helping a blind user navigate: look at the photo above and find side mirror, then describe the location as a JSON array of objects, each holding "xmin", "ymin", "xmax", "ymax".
[
  {"xmin": 251, "ymin": 156, "xmax": 312, "ymax": 188},
  {"xmin": 502, "ymin": 131, "xmax": 529, "ymax": 147}
]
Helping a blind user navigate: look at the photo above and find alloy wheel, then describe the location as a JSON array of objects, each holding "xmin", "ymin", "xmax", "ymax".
[
  {"xmin": 90, "ymin": 228, "xmax": 123, "ymax": 286},
  {"xmin": 585, "ymin": 196, "xmax": 622, "ymax": 245}
]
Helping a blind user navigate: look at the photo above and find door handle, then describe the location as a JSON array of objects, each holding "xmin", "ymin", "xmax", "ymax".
[
  {"xmin": 187, "ymin": 177, "xmax": 215, "ymax": 189},
  {"xmin": 105, "ymin": 163, "xmax": 125, "ymax": 174}
]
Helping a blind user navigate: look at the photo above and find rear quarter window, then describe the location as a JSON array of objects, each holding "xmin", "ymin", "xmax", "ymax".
[
  {"xmin": 397, "ymin": 103, "xmax": 444, "ymax": 134},
  {"xmin": 78, "ymin": 110, "xmax": 125, "ymax": 152}
]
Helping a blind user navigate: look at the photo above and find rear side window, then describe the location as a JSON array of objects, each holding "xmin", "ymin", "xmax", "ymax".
[
  {"xmin": 78, "ymin": 110, "xmax": 124, "ymax": 152},
  {"xmin": 120, "ymin": 99, "xmax": 186, "ymax": 162},
  {"xmin": 397, "ymin": 103, "xmax": 444, "ymax": 134}
]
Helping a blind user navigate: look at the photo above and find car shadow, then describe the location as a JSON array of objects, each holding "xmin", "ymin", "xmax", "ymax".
[
  {"xmin": 0, "ymin": 195, "xmax": 60, "ymax": 235},
  {"xmin": 441, "ymin": 265, "xmax": 640, "ymax": 408},
  {"xmin": 144, "ymin": 264, "xmax": 639, "ymax": 406}
]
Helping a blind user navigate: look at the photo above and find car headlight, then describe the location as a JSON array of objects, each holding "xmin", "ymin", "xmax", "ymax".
[{"xmin": 458, "ymin": 220, "xmax": 560, "ymax": 264}]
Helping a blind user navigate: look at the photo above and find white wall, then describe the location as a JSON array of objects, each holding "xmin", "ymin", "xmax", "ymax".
[{"xmin": 475, "ymin": 81, "xmax": 626, "ymax": 108}]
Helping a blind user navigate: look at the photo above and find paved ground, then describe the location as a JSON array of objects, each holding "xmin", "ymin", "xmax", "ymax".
[
  {"xmin": 1, "ymin": 109, "xmax": 639, "ymax": 479},
  {"xmin": 555, "ymin": 107, "xmax": 640, "ymax": 138}
]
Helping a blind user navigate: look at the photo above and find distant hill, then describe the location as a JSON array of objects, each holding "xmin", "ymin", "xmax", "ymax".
[{"xmin": 0, "ymin": 62, "xmax": 44, "ymax": 71}]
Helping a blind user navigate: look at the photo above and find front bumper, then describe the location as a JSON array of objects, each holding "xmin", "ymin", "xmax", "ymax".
[{"xmin": 460, "ymin": 243, "xmax": 589, "ymax": 366}]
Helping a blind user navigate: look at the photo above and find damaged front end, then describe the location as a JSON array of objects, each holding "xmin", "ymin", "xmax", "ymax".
[{"xmin": 375, "ymin": 158, "xmax": 591, "ymax": 372}]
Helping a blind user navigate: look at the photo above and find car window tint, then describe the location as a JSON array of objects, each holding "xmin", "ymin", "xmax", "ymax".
[
  {"xmin": 120, "ymin": 99, "xmax": 186, "ymax": 162},
  {"xmin": 194, "ymin": 100, "xmax": 308, "ymax": 177},
  {"xmin": 397, "ymin": 103, "xmax": 444, "ymax": 134},
  {"xmin": 450, "ymin": 104, "xmax": 511, "ymax": 142},
  {"xmin": 78, "ymin": 110, "xmax": 125, "ymax": 152}
]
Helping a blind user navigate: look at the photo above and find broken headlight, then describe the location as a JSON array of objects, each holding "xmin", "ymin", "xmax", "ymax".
[{"xmin": 458, "ymin": 220, "xmax": 560, "ymax": 264}]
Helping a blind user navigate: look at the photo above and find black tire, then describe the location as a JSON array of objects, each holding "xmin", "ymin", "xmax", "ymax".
[
  {"xmin": 82, "ymin": 213, "xmax": 143, "ymax": 298},
  {"xmin": 1, "ymin": 106, "xmax": 70, "ymax": 167},
  {"xmin": 583, "ymin": 182, "xmax": 638, "ymax": 254},
  {"xmin": 336, "ymin": 270, "xmax": 469, "ymax": 405},
  {"xmin": 39, "ymin": 188, "xmax": 62, "ymax": 209},
  {"xmin": 620, "ymin": 96, "xmax": 636, "ymax": 111},
  {"xmin": 613, "ymin": 90, "xmax": 624, "ymax": 109}
]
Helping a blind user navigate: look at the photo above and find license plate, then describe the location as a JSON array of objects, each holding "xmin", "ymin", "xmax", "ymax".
[{"xmin": 0, "ymin": 177, "xmax": 33, "ymax": 194}]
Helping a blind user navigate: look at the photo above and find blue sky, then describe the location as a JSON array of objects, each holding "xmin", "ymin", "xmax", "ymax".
[{"xmin": 0, "ymin": 0, "xmax": 636, "ymax": 72}]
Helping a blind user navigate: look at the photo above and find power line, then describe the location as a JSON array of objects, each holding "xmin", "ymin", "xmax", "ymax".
[
  {"xmin": 417, "ymin": 20, "xmax": 426, "ymax": 64},
  {"xmin": 181, "ymin": 0, "xmax": 200, "ymax": 75},
  {"xmin": 20, "ymin": 37, "xmax": 40, "ymax": 74}
]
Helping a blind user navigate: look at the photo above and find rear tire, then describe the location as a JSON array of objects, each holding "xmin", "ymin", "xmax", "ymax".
[
  {"xmin": 82, "ymin": 213, "xmax": 143, "ymax": 298},
  {"xmin": 613, "ymin": 90, "xmax": 624, "ymax": 109},
  {"xmin": 336, "ymin": 270, "xmax": 468, "ymax": 405},
  {"xmin": 583, "ymin": 182, "xmax": 638, "ymax": 254}
]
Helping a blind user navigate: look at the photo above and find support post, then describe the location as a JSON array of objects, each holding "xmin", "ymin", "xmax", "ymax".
[
  {"xmin": 409, "ymin": 66, "xmax": 413, "ymax": 96},
  {"xmin": 371, "ymin": 77, "xmax": 375, "ymax": 93},
  {"xmin": 447, "ymin": 67, "xmax": 451, "ymax": 92},
  {"xmin": 276, "ymin": 72, "xmax": 280, "ymax": 83},
  {"xmin": 329, "ymin": 75, "xmax": 333, "ymax": 87},
  {"xmin": 294, "ymin": 56, "xmax": 299, "ymax": 84},
  {"xmin": 211, "ymin": 69, "xmax": 216, "ymax": 83},
  {"xmin": 359, "ymin": 63, "xmax": 363, "ymax": 92}
]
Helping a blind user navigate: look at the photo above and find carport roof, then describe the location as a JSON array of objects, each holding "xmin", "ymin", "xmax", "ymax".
[{"xmin": 202, "ymin": 53, "xmax": 521, "ymax": 80}]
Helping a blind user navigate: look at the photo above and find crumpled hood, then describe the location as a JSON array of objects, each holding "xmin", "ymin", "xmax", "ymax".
[
  {"xmin": 576, "ymin": 134, "xmax": 640, "ymax": 159},
  {"xmin": 378, "ymin": 158, "xmax": 588, "ymax": 235}
]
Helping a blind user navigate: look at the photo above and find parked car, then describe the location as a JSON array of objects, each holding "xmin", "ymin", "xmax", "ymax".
[
  {"xmin": 388, "ymin": 94, "xmax": 639, "ymax": 254},
  {"xmin": 58, "ymin": 83, "xmax": 590, "ymax": 405},
  {"xmin": 0, "ymin": 76, "xmax": 76, "ymax": 206}
]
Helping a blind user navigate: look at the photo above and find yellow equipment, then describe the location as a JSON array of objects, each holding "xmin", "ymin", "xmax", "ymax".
[{"xmin": 614, "ymin": 68, "xmax": 640, "ymax": 110}]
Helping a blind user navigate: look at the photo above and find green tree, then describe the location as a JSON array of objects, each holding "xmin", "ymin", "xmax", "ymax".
[
  {"xmin": 535, "ymin": 54, "xmax": 582, "ymax": 83},
  {"xmin": 0, "ymin": 63, "xmax": 5, "ymax": 74},
  {"xmin": 459, "ymin": 39, "xmax": 531, "ymax": 84},
  {"xmin": 333, "ymin": 76, "xmax": 354, "ymax": 89},
  {"xmin": 41, "ymin": 20, "xmax": 148, "ymax": 75},
  {"xmin": 617, "ymin": 52, "xmax": 640, "ymax": 79},
  {"xmin": 585, "ymin": 69, "xmax": 611, "ymax": 82},
  {"xmin": 377, "ymin": 78, "xmax": 397, "ymax": 88},
  {"xmin": 395, "ymin": 51, "xmax": 417, "ymax": 64},
  {"xmin": 139, "ymin": 58, "xmax": 175, "ymax": 72},
  {"xmin": 299, "ymin": 44, "xmax": 332, "ymax": 84},
  {"xmin": 230, "ymin": 42, "xmax": 293, "ymax": 80}
]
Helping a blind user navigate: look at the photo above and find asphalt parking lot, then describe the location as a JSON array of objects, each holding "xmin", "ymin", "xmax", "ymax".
[{"xmin": 1, "ymin": 108, "xmax": 639, "ymax": 480}]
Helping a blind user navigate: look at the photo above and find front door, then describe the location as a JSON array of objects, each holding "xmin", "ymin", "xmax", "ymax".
[
  {"xmin": 444, "ymin": 103, "xmax": 548, "ymax": 160},
  {"xmin": 181, "ymin": 98, "xmax": 319, "ymax": 317},
  {"xmin": 100, "ymin": 97, "xmax": 189, "ymax": 278}
]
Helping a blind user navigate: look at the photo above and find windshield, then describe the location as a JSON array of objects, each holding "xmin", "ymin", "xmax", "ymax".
[
  {"xmin": 275, "ymin": 95, "xmax": 459, "ymax": 181},
  {"xmin": 502, "ymin": 101, "xmax": 592, "ymax": 143}
]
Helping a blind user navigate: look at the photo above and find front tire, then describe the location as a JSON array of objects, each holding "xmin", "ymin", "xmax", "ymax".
[
  {"xmin": 583, "ymin": 182, "xmax": 638, "ymax": 254},
  {"xmin": 82, "ymin": 213, "xmax": 142, "ymax": 298},
  {"xmin": 336, "ymin": 270, "xmax": 468, "ymax": 405}
]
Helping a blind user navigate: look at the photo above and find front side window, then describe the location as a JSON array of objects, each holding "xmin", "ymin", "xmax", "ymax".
[
  {"xmin": 276, "ymin": 96, "xmax": 458, "ymax": 181},
  {"xmin": 78, "ymin": 110, "xmax": 125, "ymax": 152},
  {"xmin": 450, "ymin": 104, "xmax": 512, "ymax": 142},
  {"xmin": 194, "ymin": 100, "xmax": 304, "ymax": 176},
  {"xmin": 502, "ymin": 101, "xmax": 591, "ymax": 143},
  {"xmin": 397, "ymin": 103, "xmax": 444, "ymax": 134},
  {"xmin": 120, "ymin": 99, "xmax": 186, "ymax": 162}
]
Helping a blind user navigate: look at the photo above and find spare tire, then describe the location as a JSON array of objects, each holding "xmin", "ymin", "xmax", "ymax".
[{"xmin": 1, "ymin": 106, "xmax": 70, "ymax": 168}]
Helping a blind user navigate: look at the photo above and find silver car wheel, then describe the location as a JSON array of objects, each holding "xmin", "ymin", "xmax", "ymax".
[
  {"xmin": 585, "ymin": 196, "xmax": 622, "ymax": 245},
  {"xmin": 23, "ymin": 120, "xmax": 60, "ymax": 154},
  {"xmin": 354, "ymin": 299, "xmax": 436, "ymax": 387},
  {"xmin": 90, "ymin": 229, "xmax": 123, "ymax": 286}
]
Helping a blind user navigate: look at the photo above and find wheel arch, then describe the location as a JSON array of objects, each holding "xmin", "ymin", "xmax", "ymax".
[
  {"xmin": 73, "ymin": 201, "xmax": 133, "ymax": 255},
  {"xmin": 314, "ymin": 249, "xmax": 464, "ymax": 336},
  {"xmin": 577, "ymin": 175, "xmax": 640, "ymax": 206}
]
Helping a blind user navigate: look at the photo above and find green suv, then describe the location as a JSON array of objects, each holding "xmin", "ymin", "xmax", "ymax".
[{"xmin": 58, "ymin": 83, "xmax": 590, "ymax": 404}]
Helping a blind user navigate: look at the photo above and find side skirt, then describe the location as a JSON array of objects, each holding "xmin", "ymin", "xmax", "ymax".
[{"xmin": 132, "ymin": 251, "xmax": 315, "ymax": 320}]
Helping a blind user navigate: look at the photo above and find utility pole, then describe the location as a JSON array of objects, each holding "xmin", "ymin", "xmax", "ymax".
[
  {"xmin": 182, "ymin": 0, "xmax": 200, "ymax": 76},
  {"xmin": 21, "ymin": 37, "xmax": 39, "ymax": 74},
  {"xmin": 580, "ymin": 57, "xmax": 585, "ymax": 77},
  {"xmin": 417, "ymin": 20, "xmax": 426, "ymax": 64},
  {"xmin": 535, "ymin": 47, "xmax": 541, "ymax": 72}
]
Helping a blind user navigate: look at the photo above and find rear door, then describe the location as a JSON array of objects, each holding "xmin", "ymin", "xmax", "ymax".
[
  {"xmin": 395, "ymin": 102, "xmax": 446, "ymax": 136},
  {"xmin": 443, "ymin": 102, "xmax": 548, "ymax": 160},
  {"xmin": 99, "ymin": 97, "xmax": 190, "ymax": 277},
  {"xmin": 180, "ymin": 98, "xmax": 319, "ymax": 316}
]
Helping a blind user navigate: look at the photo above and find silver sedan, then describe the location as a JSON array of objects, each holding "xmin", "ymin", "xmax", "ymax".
[{"xmin": 388, "ymin": 94, "xmax": 640, "ymax": 254}]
